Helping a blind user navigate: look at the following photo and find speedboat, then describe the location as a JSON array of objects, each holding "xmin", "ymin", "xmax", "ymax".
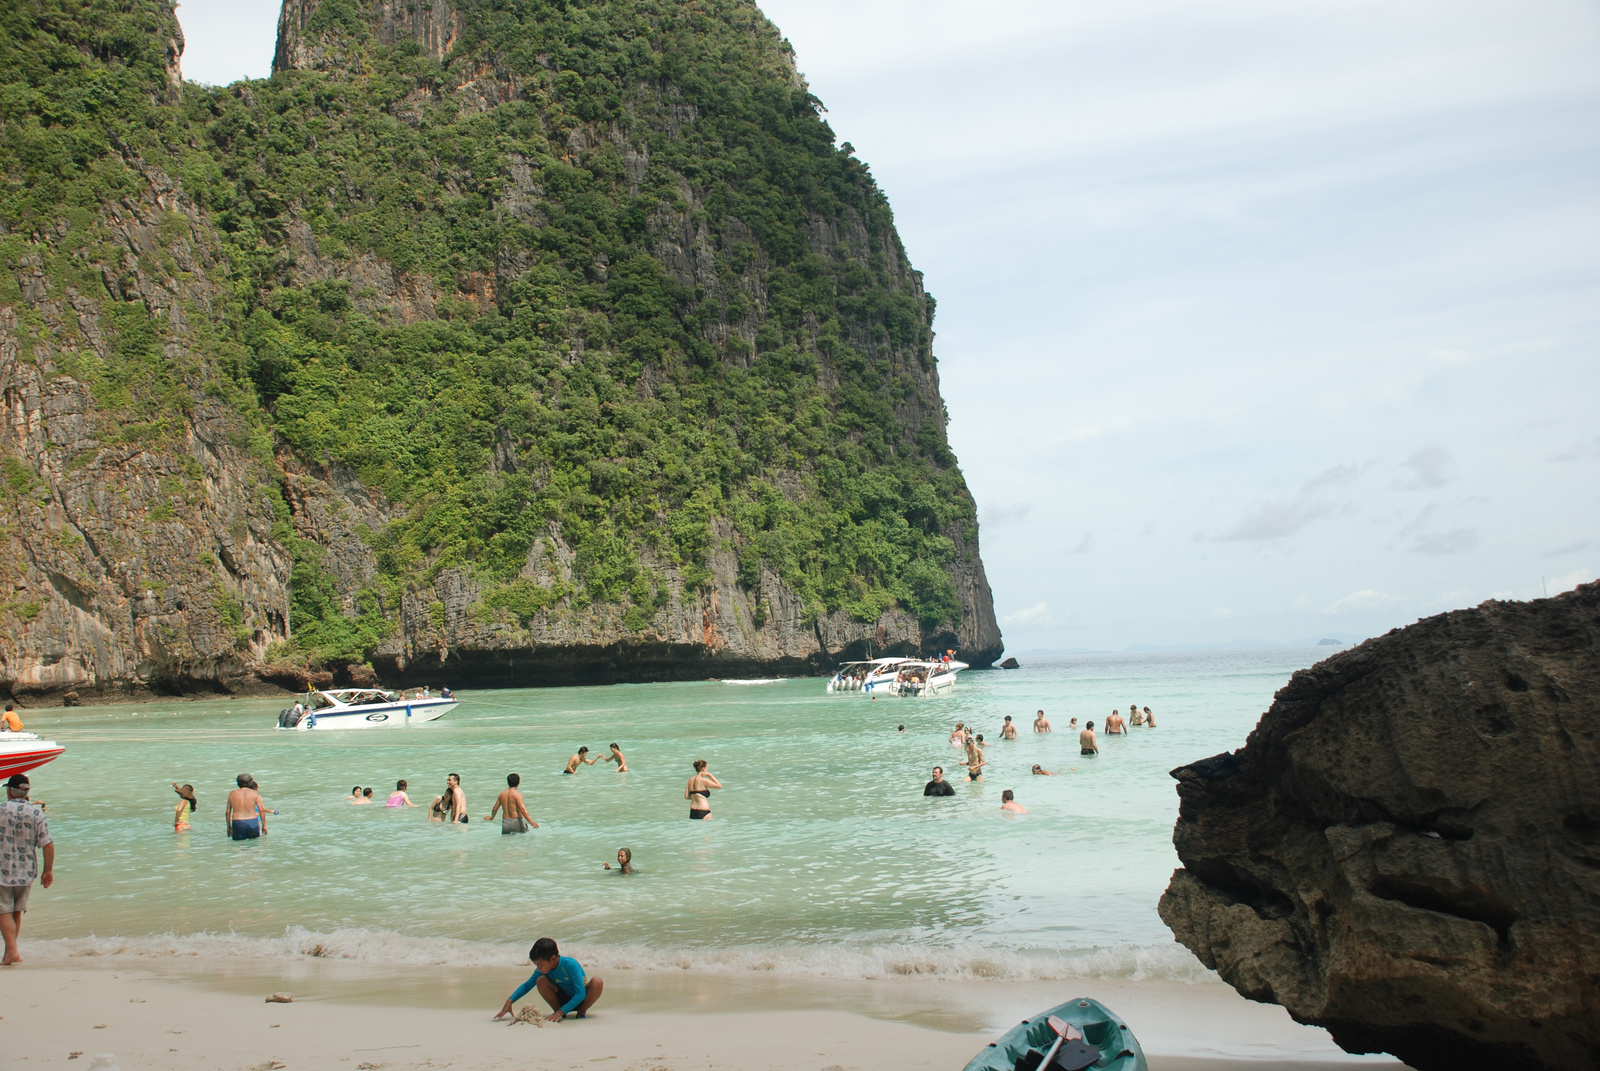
[
  {"xmin": 276, "ymin": 688, "xmax": 456, "ymax": 730},
  {"xmin": 888, "ymin": 659, "xmax": 968, "ymax": 696},
  {"xmin": 827, "ymin": 657, "xmax": 909, "ymax": 693},
  {"xmin": 859, "ymin": 657, "xmax": 917, "ymax": 693},
  {"xmin": 0, "ymin": 732, "xmax": 66, "ymax": 778}
]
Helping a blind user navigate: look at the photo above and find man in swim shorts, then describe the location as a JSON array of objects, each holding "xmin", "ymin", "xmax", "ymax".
[
  {"xmin": 1105, "ymin": 709, "xmax": 1126, "ymax": 734},
  {"xmin": 225, "ymin": 774, "xmax": 267, "ymax": 840},
  {"xmin": 564, "ymin": 747, "xmax": 596, "ymax": 774},
  {"xmin": 487, "ymin": 773, "xmax": 538, "ymax": 833},
  {"xmin": 1080, "ymin": 721, "xmax": 1098, "ymax": 756},
  {"xmin": 923, "ymin": 766, "xmax": 955, "ymax": 796},
  {"xmin": 1033, "ymin": 710, "xmax": 1050, "ymax": 733}
]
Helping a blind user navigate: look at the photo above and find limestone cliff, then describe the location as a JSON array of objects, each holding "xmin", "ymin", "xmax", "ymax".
[
  {"xmin": 0, "ymin": 0, "xmax": 1002, "ymax": 699},
  {"xmin": 1159, "ymin": 583, "xmax": 1600, "ymax": 1071}
]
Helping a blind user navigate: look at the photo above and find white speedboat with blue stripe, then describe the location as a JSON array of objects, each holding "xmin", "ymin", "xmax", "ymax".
[{"xmin": 276, "ymin": 688, "xmax": 456, "ymax": 730}]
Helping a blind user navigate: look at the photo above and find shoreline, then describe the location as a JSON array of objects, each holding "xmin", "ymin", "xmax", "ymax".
[{"xmin": 1, "ymin": 957, "xmax": 1408, "ymax": 1069}]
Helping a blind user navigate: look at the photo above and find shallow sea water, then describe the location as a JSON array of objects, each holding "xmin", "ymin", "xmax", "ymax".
[{"xmin": 21, "ymin": 648, "xmax": 1330, "ymax": 981}]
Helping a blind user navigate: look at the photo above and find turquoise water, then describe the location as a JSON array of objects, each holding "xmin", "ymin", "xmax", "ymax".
[{"xmin": 21, "ymin": 649, "xmax": 1328, "ymax": 980}]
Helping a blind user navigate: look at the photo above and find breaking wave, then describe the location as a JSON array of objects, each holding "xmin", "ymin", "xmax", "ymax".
[{"xmin": 35, "ymin": 926, "xmax": 1210, "ymax": 983}]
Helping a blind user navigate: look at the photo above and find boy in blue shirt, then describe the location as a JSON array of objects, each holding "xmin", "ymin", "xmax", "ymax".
[{"xmin": 495, "ymin": 937, "xmax": 605, "ymax": 1022}]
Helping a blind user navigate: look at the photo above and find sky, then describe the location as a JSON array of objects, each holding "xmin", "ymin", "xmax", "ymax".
[{"xmin": 175, "ymin": 0, "xmax": 1600, "ymax": 653}]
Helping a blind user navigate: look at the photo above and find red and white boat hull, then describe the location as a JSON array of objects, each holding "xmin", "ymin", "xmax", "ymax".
[{"xmin": 0, "ymin": 734, "xmax": 65, "ymax": 778}]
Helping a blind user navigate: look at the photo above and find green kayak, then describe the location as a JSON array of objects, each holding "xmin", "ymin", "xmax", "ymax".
[{"xmin": 962, "ymin": 997, "xmax": 1149, "ymax": 1071}]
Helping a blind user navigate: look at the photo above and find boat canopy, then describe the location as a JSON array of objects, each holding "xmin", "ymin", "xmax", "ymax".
[{"xmin": 307, "ymin": 688, "xmax": 400, "ymax": 708}]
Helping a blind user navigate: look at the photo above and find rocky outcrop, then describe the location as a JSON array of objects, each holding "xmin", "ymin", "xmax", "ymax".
[
  {"xmin": 0, "ymin": 170, "xmax": 294, "ymax": 700},
  {"xmin": 274, "ymin": 0, "xmax": 462, "ymax": 75},
  {"xmin": 1159, "ymin": 583, "xmax": 1600, "ymax": 1071},
  {"xmin": 0, "ymin": 0, "xmax": 1002, "ymax": 701}
]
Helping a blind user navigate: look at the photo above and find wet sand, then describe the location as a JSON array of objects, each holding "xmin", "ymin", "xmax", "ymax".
[{"xmin": 0, "ymin": 961, "xmax": 1410, "ymax": 1070}]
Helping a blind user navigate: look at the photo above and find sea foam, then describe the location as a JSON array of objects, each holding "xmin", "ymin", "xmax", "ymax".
[{"xmin": 34, "ymin": 927, "xmax": 1210, "ymax": 983}]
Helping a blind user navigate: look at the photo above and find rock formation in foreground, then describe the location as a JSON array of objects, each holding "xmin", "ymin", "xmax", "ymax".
[{"xmin": 1159, "ymin": 583, "xmax": 1600, "ymax": 1071}]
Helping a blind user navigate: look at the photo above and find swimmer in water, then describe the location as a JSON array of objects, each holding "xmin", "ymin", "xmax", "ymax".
[
  {"xmin": 686, "ymin": 760, "xmax": 721, "ymax": 819},
  {"xmin": 600, "ymin": 743, "xmax": 628, "ymax": 773},
  {"xmin": 1001, "ymin": 716, "xmax": 1018, "ymax": 740},
  {"xmin": 964, "ymin": 738, "xmax": 986, "ymax": 781},
  {"xmin": 1105, "ymin": 709, "xmax": 1126, "ymax": 735},
  {"xmin": 1080, "ymin": 721, "xmax": 1098, "ymax": 755},
  {"xmin": 486, "ymin": 773, "xmax": 538, "ymax": 834},
  {"xmin": 604, "ymin": 847, "xmax": 635, "ymax": 873},
  {"xmin": 1000, "ymin": 789, "xmax": 1027, "ymax": 813},
  {"xmin": 1031, "ymin": 764, "xmax": 1054, "ymax": 776},
  {"xmin": 346, "ymin": 785, "xmax": 366, "ymax": 804},
  {"xmin": 1033, "ymin": 710, "xmax": 1051, "ymax": 733},
  {"xmin": 949, "ymin": 722, "xmax": 967, "ymax": 746},
  {"xmin": 171, "ymin": 783, "xmax": 197, "ymax": 832},
  {"xmin": 564, "ymin": 747, "xmax": 597, "ymax": 774}
]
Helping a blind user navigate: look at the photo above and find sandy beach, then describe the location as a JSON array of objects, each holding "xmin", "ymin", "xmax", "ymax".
[{"xmin": 0, "ymin": 961, "xmax": 1408, "ymax": 1071}]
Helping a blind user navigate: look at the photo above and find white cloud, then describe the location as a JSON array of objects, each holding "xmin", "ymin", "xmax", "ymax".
[
  {"xmin": 1216, "ymin": 500, "xmax": 1331, "ymax": 542},
  {"xmin": 1212, "ymin": 606, "xmax": 1236, "ymax": 618},
  {"xmin": 983, "ymin": 503, "xmax": 1034, "ymax": 527},
  {"xmin": 1544, "ymin": 540, "xmax": 1592, "ymax": 557},
  {"xmin": 1003, "ymin": 602, "xmax": 1056, "ymax": 626},
  {"xmin": 1411, "ymin": 527, "xmax": 1480, "ymax": 555},
  {"xmin": 1326, "ymin": 589, "xmax": 1399, "ymax": 613},
  {"xmin": 1549, "ymin": 436, "xmax": 1600, "ymax": 463},
  {"xmin": 1398, "ymin": 446, "xmax": 1453, "ymax": 490},
  {"xmin": 1548, "ymin": 567, "xmax": 1597, "ymax": 594}
]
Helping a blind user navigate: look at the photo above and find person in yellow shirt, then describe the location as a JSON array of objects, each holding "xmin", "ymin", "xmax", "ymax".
[{"xmin": 0, "ymin": 704, "xmax": 21, "ymax": 732}]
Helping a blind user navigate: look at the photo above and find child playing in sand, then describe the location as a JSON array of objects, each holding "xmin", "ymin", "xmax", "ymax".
[{"xmin": 495, "ymin": 938, "xmax": 605, "ymax": 1023}]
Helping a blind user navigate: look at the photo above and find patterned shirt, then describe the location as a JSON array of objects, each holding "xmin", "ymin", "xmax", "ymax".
[{"xmin": 0, "ymin": 798, "xmax": 51, "ymax": 886}]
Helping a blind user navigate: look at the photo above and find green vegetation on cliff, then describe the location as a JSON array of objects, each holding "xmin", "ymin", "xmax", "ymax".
[{"xmin": 1, "ymin": 0, "xmax": 978, "ymax": 670}]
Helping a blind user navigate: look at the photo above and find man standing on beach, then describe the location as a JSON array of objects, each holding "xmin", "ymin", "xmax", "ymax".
[
  {"xmin": 1080, "ymin": 721, "xmax": 1099, "ymax": 755},
  {"xmin": 486, "ymin": 774, "xmax": 538, "ymax": 834},
  {"xmin": 1033, "ymin": 710, "xmax": 1050, "ymax": 733},
  {"xmin": 923, "ymin": 767, "xmax": 955, "ymax": 796},
  {"xmin": 1001, "ymin": 716, "xmax": 1018, "ymax": 740},
  {"xmin": 1, "ymin": 773, "xmax": 54, "ymax": 965},
  {"xmin": 225, "ymin": 774, "xmax": 268, "ymax": 840}
]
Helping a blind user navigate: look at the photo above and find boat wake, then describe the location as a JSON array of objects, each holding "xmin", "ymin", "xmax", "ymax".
[{"xmin": 722, "ymin": 678, "xmax": 782, "ymax": 685}]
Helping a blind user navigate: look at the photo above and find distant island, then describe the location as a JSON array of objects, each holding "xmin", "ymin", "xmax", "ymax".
[{"xmin": 0, "ymin": 0, "xmax": 1002, "ymax": 700}]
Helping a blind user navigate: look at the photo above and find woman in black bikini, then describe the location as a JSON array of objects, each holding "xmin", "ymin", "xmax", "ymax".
[{"xmin": 685, "ymin": 759, "xmax": 721, "ymax": 819}]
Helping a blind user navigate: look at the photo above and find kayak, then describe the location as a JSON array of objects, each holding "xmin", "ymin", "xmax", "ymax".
[{"xmin": 963, "ymin": 997, "xmax": 1148, "ymax": 1071}]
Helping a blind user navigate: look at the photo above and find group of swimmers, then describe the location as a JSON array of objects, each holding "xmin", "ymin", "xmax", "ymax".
[{"xmin": 924, "ymin": 705, "xmax": 1162, "ymax": 810}]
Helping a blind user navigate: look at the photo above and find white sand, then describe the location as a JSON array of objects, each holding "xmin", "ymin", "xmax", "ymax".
[{"xmin": 0, "ymin": 963, "xmax": 1410, "ymax": 1070}]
